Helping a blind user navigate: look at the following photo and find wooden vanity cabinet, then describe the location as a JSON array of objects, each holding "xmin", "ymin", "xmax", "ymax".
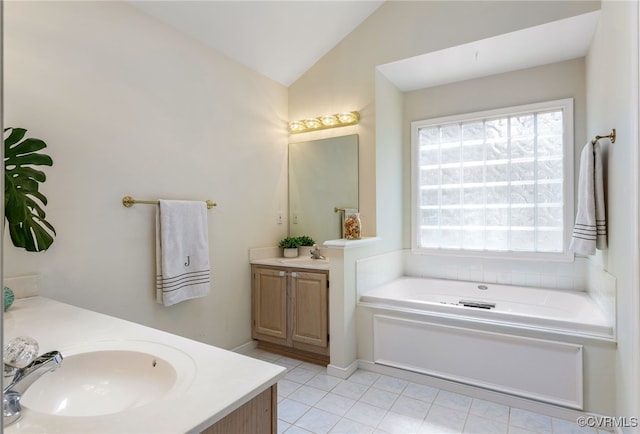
[
  {"xmin": 202, "ymin": 385, "xmax": 277, "ymax": 434},
  {"xmin": 252, "ymin": 267, "xmax": 288, "ymax": 344},
  {"xmin": 251, "ymin": 265, "xmax": 329, "ymax": 364}
]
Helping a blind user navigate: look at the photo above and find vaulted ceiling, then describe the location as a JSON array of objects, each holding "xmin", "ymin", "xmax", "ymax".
[
  {"xmin": 129, "ymin": 1, "xmax": 385, "ymax": 87},
  {"xmin": 130, "ymin": 2, "xmax": 599, "ymax": 92}
]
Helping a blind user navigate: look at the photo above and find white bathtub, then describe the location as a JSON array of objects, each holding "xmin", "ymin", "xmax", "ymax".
[
  {"xmin": 359, "ymin": 277, "xmax": 613, "ymax": 339},
  {"xmin": 357, "ymin": 277, "xmax": 615, "ymax": 410}
]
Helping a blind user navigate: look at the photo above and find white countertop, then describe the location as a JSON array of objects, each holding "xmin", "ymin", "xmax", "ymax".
[
  {"xmin": 4, "ymin": 297, "xmax": 286, "ymax": 433},
  {"xmin": 250, "ymin": 257, "xmax": 329, "ymax": 271},
  {"xmin": 323, "ymin": 237, "xmax": 380, "ymax": 249}
]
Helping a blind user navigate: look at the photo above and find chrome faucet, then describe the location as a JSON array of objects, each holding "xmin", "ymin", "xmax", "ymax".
[
  {"xmin": 310, "ymin": 244, "xmax": 325, "ymax": 260},
  {"xmin": 3, "ymin": 337, "xmax": 63, "ymax": 427},
  {"xmin": 4, "ymin": 351, "xmax": 63, "ymax": 395}
]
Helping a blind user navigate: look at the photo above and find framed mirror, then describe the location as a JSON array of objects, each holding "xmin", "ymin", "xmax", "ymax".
[{"xmin": 289, "ymin": 134, "xmax": 358, "ymax": 244}]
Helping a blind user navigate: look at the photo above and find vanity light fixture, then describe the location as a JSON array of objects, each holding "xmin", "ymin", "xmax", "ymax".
[{"xmin": 289, "ymin": 111, "xmax": 360, "ymax": 134}]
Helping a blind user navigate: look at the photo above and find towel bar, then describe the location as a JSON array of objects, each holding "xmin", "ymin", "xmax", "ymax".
[
  {"xmin": 122, "ymin": 196, "xmax": 217, "ymax": 209},
  {"xmin": 592, "ymin": 129, "xmax": 616, "ymax": 145}
]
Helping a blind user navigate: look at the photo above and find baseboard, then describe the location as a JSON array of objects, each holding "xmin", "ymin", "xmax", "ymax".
[
  {"xmin": 231, "ymin": 340, "xmax": 257, "ymax": 355},
  {"xmin": 256, "ymin": 341, "xmax": 328, "ymax": 366},
  {"xmin": 327, "ymin": 360, "xmax": 358, "ymax": 379}
]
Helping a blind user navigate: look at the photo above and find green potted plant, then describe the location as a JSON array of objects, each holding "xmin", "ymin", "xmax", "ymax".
[
  {"xmin": 278, "ymin": 236, "xmax": 301, "ymax": 258},
  {"xmin": 4, "ymin": 127, "xmax": 56, "ymax": 252},
  {"xmin": 296, "ymin": 235, "xmax": 315, "ymax": 257}
]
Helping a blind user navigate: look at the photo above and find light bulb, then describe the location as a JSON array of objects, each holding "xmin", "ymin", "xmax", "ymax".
[
  {"xmin": 320, "ymin": 115, "xmax": 338, "ymax": 126},
  {"xmin": 304, "ymin": 119, "xmax": 321, "ymax": 129},
  {"xmin": 289, "ymin": 121, "xmax": 305, "ymax": 132},
  {"xmin": 337, "ymin": 112, "xmax": 356, "ymax": 123}
]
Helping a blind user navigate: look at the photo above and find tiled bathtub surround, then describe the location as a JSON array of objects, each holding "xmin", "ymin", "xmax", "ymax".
[
  {"xmin": 359, "ymin": 250, "xmax": 590, "ymax": 292},
  {"xmin": 404, "ymin": 252, "xmax": 578, "ymax": 289},
  {"xmin": 247, "ymin": 349, "xmax": 610, "ymax": 434},
  {"xmin": 357, "ymin": 250, "xmax": 614, "ymax": 294},
  {"xmin": 584, "ymin": 260, "xmax": 617, "ymax": 330}
]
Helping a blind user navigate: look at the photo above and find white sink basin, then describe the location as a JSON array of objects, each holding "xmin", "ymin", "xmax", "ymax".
[{"xmin": 21, "ymin": 340, "xmax": 196, "ymax": 417}]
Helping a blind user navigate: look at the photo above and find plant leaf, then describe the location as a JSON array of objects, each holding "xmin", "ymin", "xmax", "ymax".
[
  {"xmin": 7, "ymin": 137, "xmax": 48, "ymax": 156},
  {"xmin": 3, "ymin": 128, "xmax": 27, "ymax": 148},
  {"xmin": 4, "ymin": 127, "xmax": 56, "ymax": 252}
]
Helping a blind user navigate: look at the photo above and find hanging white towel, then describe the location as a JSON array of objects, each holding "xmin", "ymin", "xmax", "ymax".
[
  {"xmin": 569, "ymin": 141, "xmax": 607, "ymax": 255},
  {"xmin": 156, "ymin": 200, "xmax": 211, "ymax": 306}
]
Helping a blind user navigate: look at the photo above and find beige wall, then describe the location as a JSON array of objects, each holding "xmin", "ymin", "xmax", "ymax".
[
  {"xmin": 3, "ymin": 1, "xmax": 289, "ymax": 349},
  {"xmin": 586, "ymin": 0, "xmax": 640, "ymax": 426}
]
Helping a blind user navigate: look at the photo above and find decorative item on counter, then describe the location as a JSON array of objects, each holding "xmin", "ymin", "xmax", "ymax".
[
  {"xmin": 344, "ymin": 212, "xmax": 361, "ymax": 240},
  {"xmin": 296, "ymin": 235, "xmax": 315, "ymax": 257},
  {"xmin": 4, "ymin": 287, "xmax": 15, "ymax": 312},
  {"xmin": 279, "ymin": 236, "xmax": 301, "ymax": 258}
]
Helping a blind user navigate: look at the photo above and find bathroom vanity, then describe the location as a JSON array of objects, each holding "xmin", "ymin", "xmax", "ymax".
[
  {"xmin": 3, "ymin": 296, "xmax": 285, "ymax": 433},
  {"xmin": 250, "ymin": 258, "xmax": 330, "ymax": 365}
]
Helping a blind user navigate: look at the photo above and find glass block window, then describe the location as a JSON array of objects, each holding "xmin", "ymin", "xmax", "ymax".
[{"xmin": 411, "ymin": 99, "xmax": 573, "ymax": 260}]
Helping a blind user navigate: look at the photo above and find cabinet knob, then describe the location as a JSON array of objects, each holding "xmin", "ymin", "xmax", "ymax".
[
  {"xmin": 291, "ymin": 272, "xmax": 297, "ymax": 278},
  {"xmin": 279, "ymin": 271, "xmax": 286, "ymax": 277}
]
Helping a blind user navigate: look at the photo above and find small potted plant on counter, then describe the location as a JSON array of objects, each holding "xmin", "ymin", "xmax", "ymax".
[
  {"xmin": 279, "ymin": 236, "xmax": 301, "ymax": 258},
  {"xmin": 296, "ymin": 235, "xmax": 315, "ymax": 258}
]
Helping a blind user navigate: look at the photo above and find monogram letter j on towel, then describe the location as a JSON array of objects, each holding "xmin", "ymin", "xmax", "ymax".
[{"xmin": 156, "ymin": 200, "xmax": 211, "ymax": 306}]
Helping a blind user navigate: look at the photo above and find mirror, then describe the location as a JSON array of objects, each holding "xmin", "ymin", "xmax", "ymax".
[{"xmin": 289, "ymin": 134, "xmax": 358, "ymax": 244}]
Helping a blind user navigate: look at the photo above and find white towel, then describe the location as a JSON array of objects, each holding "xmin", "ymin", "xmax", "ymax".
[
  {"xmin": 569, "ymin": 141, "xmax": 607, "ymax": 255},
  {"xmin": 156, "ymin": 200, "xmax": 211, "ymax": 306}
]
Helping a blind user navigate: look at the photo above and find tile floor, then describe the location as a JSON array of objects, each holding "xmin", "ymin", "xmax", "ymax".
[{"xmin": 247, "ymin": 348, "xmax": 610, "ymax": 434}]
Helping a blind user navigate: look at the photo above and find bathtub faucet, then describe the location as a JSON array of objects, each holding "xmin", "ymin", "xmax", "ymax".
[
  {"xmin": 310, "ymin": 244, "xmax": 325, "ymax": 260},
  {"xmin": 3, "ymin": 338, "xmax": 63, "ymax": 427}
]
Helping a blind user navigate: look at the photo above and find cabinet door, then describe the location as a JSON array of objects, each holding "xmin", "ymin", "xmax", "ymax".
[
  {"xmin": 291, "ymin": 271, "xmax": 328, "ymax": 349},
  {"xmin": 252, "ymin": 267, "xmax": 288, "ymax": 343}
]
